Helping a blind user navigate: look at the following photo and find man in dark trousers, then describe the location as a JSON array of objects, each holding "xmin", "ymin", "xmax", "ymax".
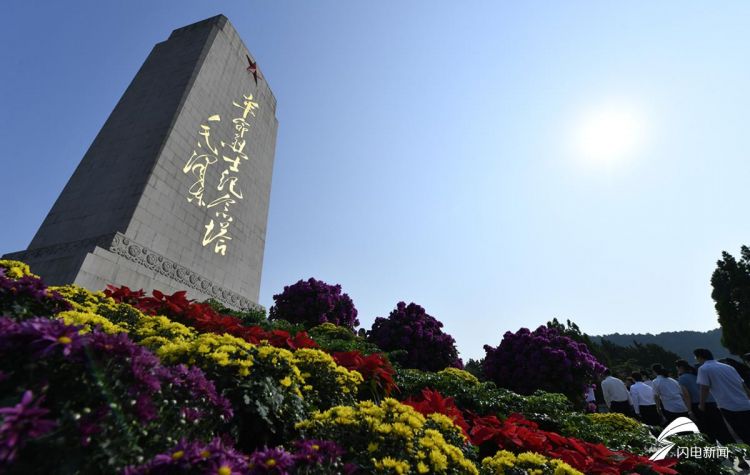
[
  {"xmin": 600, "ymin": 368, "xmax": 633, "ymax": 416},
  {"xmin": 695, "ymin": 348, "xmax": 750, "ymax": 443},
  {"xmin": 630, "ymin": 372, "xmax": 662, "ymax": 426}
]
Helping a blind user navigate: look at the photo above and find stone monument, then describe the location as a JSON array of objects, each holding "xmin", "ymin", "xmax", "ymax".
[{"xmin": 3, "ymin": 15, "xmax": 276, "ymax": 310}]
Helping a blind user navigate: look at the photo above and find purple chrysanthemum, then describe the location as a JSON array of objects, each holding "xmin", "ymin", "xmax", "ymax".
[
  {"xmin": 367, "ymin": 302, "xmax": 462, "ymax": 371},
  {"xmin": 483, "ymin": 325, "xmax": 606, "ymax": 402},
  {"xmin": 0, "ymin": 317, "xmax": 85, "ymax": 359},
  {"xmin": 292, "ymin": 438, "xmax": 345, "ymax": 466},
  {"xmin": 169, "ymin": 364, "xmax": 233, "ymax": 419},
  {"xmin": 0, "ymin": 269, "xmax": 71, "ymax": 318},
  {"xmin": 248, "ymin": 446, "xmax": 295, "ymax": 474},
  {"xmin": 270, "ymin": 278, "xmax": 359, "ymax": 329},
  {"xmin": 0, "ymin": 390, "xmax": 57, "ymax": 465},
  {"xmin": 124, "ymin": 437, "xmax": 249, "ymax": 474}
]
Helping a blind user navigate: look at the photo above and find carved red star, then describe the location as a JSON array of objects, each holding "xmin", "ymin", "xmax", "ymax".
[{"xmin": 246, "ymin": 55, "xmax": 261, "ymax": 85}]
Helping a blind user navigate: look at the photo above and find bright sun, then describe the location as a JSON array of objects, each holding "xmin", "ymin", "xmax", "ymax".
[{"xmin": 572, "ymin": 101, "xmax": 647, "ymax": 167}]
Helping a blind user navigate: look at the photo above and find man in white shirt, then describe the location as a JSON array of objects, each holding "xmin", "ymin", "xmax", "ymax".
[
  {"xmin": 651, "ymin": 364, "xmax": 689, "ymax": 424},
  {"xmin": 600, "ymin": 369, "xmax": 633, "ymax": 416},
  {"xmin": 630, "ymin": 371, "xmax": 661, "ymax": 426},
  {"xmin": 695, "ymin": 348, "xmax": 750, "ymax": 443}
]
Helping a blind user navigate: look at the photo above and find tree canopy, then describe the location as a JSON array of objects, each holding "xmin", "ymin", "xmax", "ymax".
[{"xmin": 711, "ymin": 246, "xmax": 750, "ymax": 355}]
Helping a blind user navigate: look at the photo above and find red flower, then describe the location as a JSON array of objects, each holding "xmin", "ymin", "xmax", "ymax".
[
  {"xmin": 290, "ymin": 331, "xmax": 317, "ymax": 350},
  {"xmin": 404, "ymin": 388, "xmax": 469, "ymax": 438},
  {"xmin": 104, "ymin": 285, "xmax": 145, "ymax": 305},
  {"xmin": 332, "ymin": 351, "xmax": 397, "ymax": 395},
  {"xmin": 104, "ymin": 286, "xmax": 318, "ymax": 351},
  {"xmin": 468, "ymin": 413, "xmax": 678, "ymax": 475}
]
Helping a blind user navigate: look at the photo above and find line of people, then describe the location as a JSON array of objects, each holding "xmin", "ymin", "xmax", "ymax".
[{"xmin": 599, "ymin": 348, "xmax": 750, "ymax": 444}]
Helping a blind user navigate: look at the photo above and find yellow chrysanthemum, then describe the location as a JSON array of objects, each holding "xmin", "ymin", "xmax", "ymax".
[
  {"xmin": 51, "ymin": 285, "xmax": 118, "ymax": 313},
  {"xmin": 57, "ymin": 310, "xmax": 129, "ymax": 334},
  {"xmin": 551, "ymin": 459, "xmax": 584, "ymax": 475},
  {"xmin": 298, "ymin": 399, "xmax": 478, "ymax": 474},
  {"xmin": 438, "ymin": 367, "xmax": 480, "ymax": 385},
  {"xmin": 517, "ymin": 452, "xmax": 548, "ymax": 466},
  {"xmin": 0, "ymin": 260, "xmax": 37, "ymax": 279},
  {"xmin": 373, "ymin": 457, "xmax": 410, "ymax": 474},
  {"xmin": 481, "ymin": 450, "xmax": 584, "ymax": 475}
]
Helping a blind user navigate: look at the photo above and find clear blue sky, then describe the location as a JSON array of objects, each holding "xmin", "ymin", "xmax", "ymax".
[{"xmin": 3, "ymin": 1, "xmax": 750, "ymax": 361}]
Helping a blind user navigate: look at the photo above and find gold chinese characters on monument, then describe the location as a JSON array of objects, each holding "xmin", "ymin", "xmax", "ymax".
[{"xmin": 182, "ymin": 94, "xmax": 259, "ymax": 256}]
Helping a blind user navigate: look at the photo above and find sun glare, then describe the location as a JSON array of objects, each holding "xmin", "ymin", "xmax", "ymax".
[{"xmin": 572, "ymin": 101, "xmax": 647, "ymax": 168}]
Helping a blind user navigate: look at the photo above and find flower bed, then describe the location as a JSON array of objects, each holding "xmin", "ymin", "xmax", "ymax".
[{"xmin": 1, "ymin": 259, "xmax": 746, "ymax": 474}]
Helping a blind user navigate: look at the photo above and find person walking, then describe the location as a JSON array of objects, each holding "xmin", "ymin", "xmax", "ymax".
[
  {"xmin": 641, "ymin": 369, "xmax": 654, "ymax": 387},
  {"xmin": 719, "ymin": 358, "xmax": 750, "ymax": 386},
  {"xmin": 585, "ymin": 383, "xmax": 597, "ymax": 412},
  {"xmin": 651, "ymin": 364, "xmax": 689, "ymax": 424},
  {"xmin": 695, "ymin": 348, "xmax": 750, "ymax": 443},
  {"xmin": 600, "ymin": 369, "xmax": 633, "ymax": 416},
  {"xmin": 675, "ymin": 359, "xmax": 734, "ymax": 444},
  {"xmin": 630, "ymin": 371, "xmax": 661, "ymax": 426}
]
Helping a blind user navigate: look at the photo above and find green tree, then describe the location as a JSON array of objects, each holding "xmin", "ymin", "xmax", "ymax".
[
  {"xmin": 546, "ymin": 318, "xmax": 683, "ymax": 377},
  {"xmin": 598, "ymin": 340, "xmax": 682, "ymax": 377},
  {"xmin": 711, "ymin": 246, "xmax": 750, "ymax": 355}
]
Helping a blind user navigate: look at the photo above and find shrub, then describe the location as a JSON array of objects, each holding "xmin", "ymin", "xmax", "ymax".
[
  {"xmin": 394, "ymin": 368, "xmax": 521, "ymax": 416},
  {"xmin": 204, "ymin": 297, "xmax": 267, "ymax": 326},
  {"xmin": 308, "ymin": 322, "xmax": 382, "ymax": 355},
  {"xmin": 104, "ymin": 285, "xmax": 318, "ymax": 351},
  {"xmin": 123, "ymin": 438, "xmax": 249, "ymax": 475},
  {"xmin": 331, "ymin": 351, "xmax": 397, "ymax": 400},
  {"xmin": 151, "ymin": 331, "xmax": 308, "ymax": 448},
  {"xmin": 296, "ymin": 398, "xmax": 479, "ymax": 474},
  {"xmin": 0, "ymin": 262, "xmax": 71, "ymax": 318},
  {"xmin": 130, "ymin": 438, "xmax": 355, "ymax": 475},
  {"xmin": 560, "ymin": 412, "xmax": 654, "ymax": 454},
  {"xmin": 482, "ymin": 325, "xmax": 605, "ymax": 405},
  {"xmin": 394, "ymin": 368, "xmax": 580, "ymax": 434},
  {"xmin": 0, "ymin": 318, "xmax": 231, "ymax": 473},
  {"xmin": 480, "ymin": 450, "xmax": 583, "ymax": 475},
  {"xmin": 470, "ymin": 413, "xmax": 678, "ymax": 474},
  {"xmin": 0, "ymin": 260, "xmax": 36, "ymax": 279},
  {"xmin": 463, "ymin": 358, "xmax": 485, "ymax": 381},
  {"xmin": 404, "ymin": 388, "xmax": 470, "ymax": 438},
  {"xmin": 367, "ymin": 302, "xmax": 462, "ymax": 371},
  {"xmin": 270, "ymin": 278, "xmax": 359, "ymax": 329},
  {"xmin": 293, "ymin": 348, "xmax": 363, "ymax": 409}
]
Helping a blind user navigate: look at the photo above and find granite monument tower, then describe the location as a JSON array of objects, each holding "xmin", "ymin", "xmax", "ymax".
[{"xmin": 3, "ymin": 15, "xmax": 276, "ymax": 310}]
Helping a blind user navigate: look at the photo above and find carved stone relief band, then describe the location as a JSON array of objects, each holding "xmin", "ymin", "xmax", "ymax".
[
  {"xmin": 107, "ymin": 233, "xmax": 256, "ymax": 310},
  {"xmin": 4, "ymin": 233, "xmax": 257, "ymax": 311}
]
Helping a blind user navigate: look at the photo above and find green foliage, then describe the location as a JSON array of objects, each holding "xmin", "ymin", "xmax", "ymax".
[
  {"xmin": 520, "ymin": 392, "xmax": 575, "ymax": 430},
  {"xmin": 394, "ymin": 367, "xmax": 575, "ymax": 432},
  {"xmin": 203, "ymin": 298, "xmax": 267, "ymax": 326},
  {"xmin": 598, "ymin": 339, "xmax": 683, "ymax": 377},
  {"xmin": 547, "ymin": 318, "xmax": 684, "ymax": 376},
  {"xmin": 711, "ymin": 246, "xmax": 750, "ymax": 355},
  {"xmin": 396, "ymin": 367, "xmax": 518, "ymax": 414},
  {"xmin": 308, "ymin": 323, "xmax": 383, "ymax": 354},
  {"xmin": 463, "ymin": 358, "xmax": 485, "ymax": 381},
  {"xmin": 226, "ymin": 374, "xmax": 308, "ymax": 450},
  {"xmin": 256, "ymin": 317, "xmax": 307, "ymax": 334},
  {"xmin": 561, "ymin": 412, "xmax": 654, "ymax": 454}
]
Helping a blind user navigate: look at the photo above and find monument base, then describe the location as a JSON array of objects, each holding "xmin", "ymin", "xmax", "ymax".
[{"xmin": 3, "ymin": 232, "xmax": 258, "ymax": 311}]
